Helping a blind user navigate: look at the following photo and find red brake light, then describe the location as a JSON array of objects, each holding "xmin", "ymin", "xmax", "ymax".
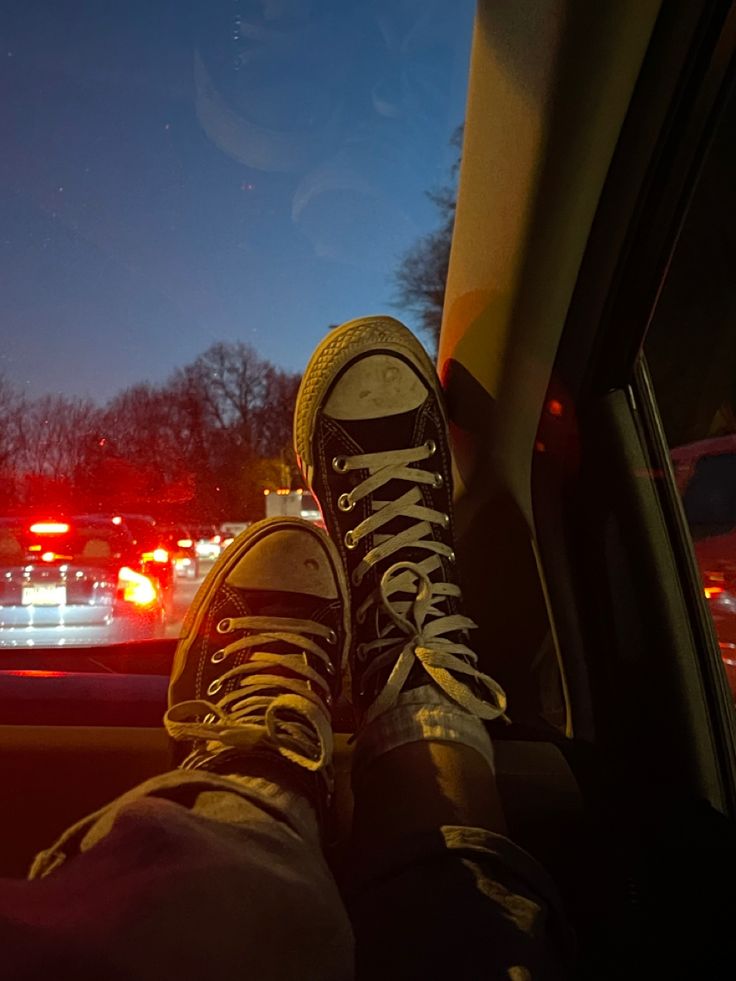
[
  {"xmin": 177, "ymin": 538, "xmax": 193, "ymax": 548},
  {"xmin": 704, "ymin": 571, "xmax": 726, "ymax": 600},
  {"xmin": 112, "ymin": 515, "xmax": 123, "ymax": 525},
  {"xmin": 213, "ymin": 535, "xmax": 222, "ymax": 544},
  {"xmin": 30, "ymin": 522, "xmax": 70, "ymax": 535},
  {"xmin": 152, "ymin": 548, "xmax": 169, "ymax": 563},
  {"xmin": 705, "ymin": 586, "xmax": 724, "ymax": 600},
  {"xmin": 118, "ymin": 567, "xmax": 157, "ymax": 606}
]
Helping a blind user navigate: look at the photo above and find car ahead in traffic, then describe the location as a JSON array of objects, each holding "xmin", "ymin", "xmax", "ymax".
[
  {"xmin": 671, "ymin": 436, "xmax": 736, "ymax": 698},
  {"xmin": 155, "ymin": 524, "xmax": 200, "ymax": 579},
  {"xmin": 188, "ymin": 524, "xmax": 223, "ymax": 563},
  {"xmin": 219, "ymin": 521, "xmax": 251, "ymax": 550},
  {"xmin": 114, "ymin": 514, "xmax": 178, "ymax": 610},
  {"xmin": 74, "ymin": 513, "xmax": 177, "ymax": 615},
  {"xmin": 0, "ymin": 517, "xmax": 165, "ymax": 647}
]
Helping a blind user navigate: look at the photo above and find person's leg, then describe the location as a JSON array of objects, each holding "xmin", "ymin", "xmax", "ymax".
[
  {"xmin": 349, "ymin": 732, "xmax": 570, "ymax": 980},
  {"xmin": 352, "ymin": 740, "xmax": 506, "ymax": 846},
  {"xmin": 295, "ymin": 316, "xmax": 573, "ymax": 979},
  {"xmin": 0, "ymin": 519, "xmax": 354, "ymax": 981}
]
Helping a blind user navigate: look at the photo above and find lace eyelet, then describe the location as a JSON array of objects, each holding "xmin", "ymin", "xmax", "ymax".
[
  {"xmin": 332, "ymin": 456, "xmax": 348, "ymax": 473},
  {"xmin": 207, "ymin": 679, "xmax": 223, "ymax": 696},
  {"xmin": 447, "ymin": 550, "xmax": 456, "ymax": 563},
  {"xmin": 441, "ymin": 513, "xmax": 450, "ymax": 528},
  {"xmin": 211, "ymin": 649, "xmax": 226, "ymax": 663},
  {"xmin": 344, "ymin": 530, "xmax": 359, "ymax": 550},
  {"xmin": 338, "ymin": 492, "xmax": 355, "ymax": 512},
  {"xmin": 324, "ymin": 692, "xmax": 333, "ymax": 708},
  {"xmin": 216, "ymin": 618, "xmax": 232, "ymax": 634},
  {"xmin": 432, "ymin": 472, "xmax": 444, "ymax": 489},
  {"xmin": 425, "ymin": 439, "xmax": 437, "ymax": 456},
  {"xmin": 326, "ymin": 628, "xmax": 337, "ymax": 646},
  {"xmin": 324, "ymin": 660, "xmax": 336, "ymax": 676}
]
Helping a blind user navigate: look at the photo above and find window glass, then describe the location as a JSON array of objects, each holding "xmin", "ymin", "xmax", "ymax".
[
  {"xmin": 645, "ymin": 78, "xmax": 736, "ymax": 701},
  {"xmin": 0, "ymin": 1, "xmax": 474, "ymax": 651},
  {"xmin": 680, "ymin": 451, "xmax": 736, "ymax": 540}
]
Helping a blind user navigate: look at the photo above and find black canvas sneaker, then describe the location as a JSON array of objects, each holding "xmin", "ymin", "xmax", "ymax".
[
  {"xmin": 165, "ymin": 518, "xmax": 350, "ymax": 793},
  {"xmin": 294, "ymin": 316, "xmax": 506, "ymax": 728}
]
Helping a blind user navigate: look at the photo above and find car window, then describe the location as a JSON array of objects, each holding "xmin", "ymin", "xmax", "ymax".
[
  {"xmin": 0, "ymin": 1, "xmax": 475, "ymax": 652},
  {"xmin": 679, "ymin": 450, "xmax": 736, "ymax": 540},
  {"xmin": 0, "ymin": 519, "xmax": 134, "ymax": 564},
  {"xmin": 645, "ymin": 76, "xmax": 736, "ymax": 703}
]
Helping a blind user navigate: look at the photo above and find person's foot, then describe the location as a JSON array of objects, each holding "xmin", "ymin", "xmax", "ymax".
[
  {"xmin": 165, "ymin": 518, "xmax": 350, "ymax": 798},
  {"xmin": 294, "ymin": 316, "xmax": 506, "ymax": 732}
]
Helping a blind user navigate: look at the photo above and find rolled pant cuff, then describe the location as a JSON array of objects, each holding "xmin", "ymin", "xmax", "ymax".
[{"xmin": 353, "ymin": 684, "xmax": 495, "ymax": 776}]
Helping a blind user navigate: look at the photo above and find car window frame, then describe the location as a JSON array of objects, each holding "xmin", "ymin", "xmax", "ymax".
[{"xmin": 527, "ymin": 0, "xmax": 736, "ymax": 808}]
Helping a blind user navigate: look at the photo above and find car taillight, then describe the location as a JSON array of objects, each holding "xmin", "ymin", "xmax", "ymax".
[
  {"xmin": 30, "ymin": 522, "xmax": 70, "ymax": 535},
  {"xmin": 118, "ymin": 567, "xmax": 157, "ymax": 606},
  {"xmin": 177, "ymin": 538, "xmax": 193, "ymax": 548},
  {"xmin": 704, "ymin": 570, "xmax": 727, "ymax": 600},
  {"xmin": 703, "ymin": 569, "xmax": 733, "ymax": 600},
  {"xmin": 142, "ymin": 548, "xmax": 169, "ymax": 564},
  {"xmin": 213, "ymin": 534, "xmax": 222, "ymax": 544}
]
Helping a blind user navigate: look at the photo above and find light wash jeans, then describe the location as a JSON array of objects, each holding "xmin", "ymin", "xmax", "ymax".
[{"xmin": 0, "ymin": 768, "xmax": 570, "ymax": 980}]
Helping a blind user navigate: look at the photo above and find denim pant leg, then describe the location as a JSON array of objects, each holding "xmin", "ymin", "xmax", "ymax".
[
  {"xmin": 0, "ymin": 770, "xmax": 354, "ymax": 981},
  {"xmin": 349, "ymin": 826, "xmax": 574, "ymax": 981}
]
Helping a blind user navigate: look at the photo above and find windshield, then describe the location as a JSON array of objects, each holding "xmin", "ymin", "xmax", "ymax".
[{"xmin": 1, "ymin": 0, "xmax": 475, "ymax": 651}]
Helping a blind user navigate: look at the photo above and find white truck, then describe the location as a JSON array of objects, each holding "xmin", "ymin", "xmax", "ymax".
[{"xmin": 264, "ymin": 489, "xmax": 322, "ymax": 524}]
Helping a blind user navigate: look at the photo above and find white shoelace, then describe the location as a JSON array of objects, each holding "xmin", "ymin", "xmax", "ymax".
[
  {"xmin": 164, "ymin": 615, "xmax": 336, "ymax": 771},
  {"xmin": 334, "ymin": 443, "xmax": 507, "ymax": 725}
]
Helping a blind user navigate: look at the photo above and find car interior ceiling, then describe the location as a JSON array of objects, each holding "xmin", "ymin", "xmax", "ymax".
[{"xmin": 2, "ymin": 3, "xmax": 736, "ymax": 976}]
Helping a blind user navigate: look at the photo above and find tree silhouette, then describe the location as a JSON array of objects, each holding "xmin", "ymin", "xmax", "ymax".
[
  {"xmin": 0, "ymin": 343, "xmax": 301, "ymax": 522},
  {"xmin": 393, "ymin": 127, "xmax": 462, "ymax": 351}
]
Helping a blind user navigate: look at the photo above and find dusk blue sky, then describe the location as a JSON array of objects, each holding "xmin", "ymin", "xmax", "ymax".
[{"xmin": 1, "ymin": 0, "xmax": 475, "ymax": 402}]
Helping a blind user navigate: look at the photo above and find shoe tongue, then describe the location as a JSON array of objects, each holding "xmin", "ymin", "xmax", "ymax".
[
  {"xmin": 339, "ymin": 409, "xmax": 436, "ymax": 571},
  {"xmin": 242, "ymin": 589, "xmax": 322, "ymax": 623},
  {"xmin": 337, "ymin": 408, "xmax": 418, "ymax": 455},
  {"xmin": 227, "ymin": 590, "xmax": 324, "ymax": 668},
  {"xmin": 339, "ymin": 408, "xmax": 425, "ymax": 550},
  {"xmin": 217, "ymin": 596, "xmax": 327, "ymax": 714}
]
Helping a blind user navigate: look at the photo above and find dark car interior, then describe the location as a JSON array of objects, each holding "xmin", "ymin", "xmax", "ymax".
[{"xmin": 2, "ymin": 2, "xmax": 736, "ymax": 978}]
